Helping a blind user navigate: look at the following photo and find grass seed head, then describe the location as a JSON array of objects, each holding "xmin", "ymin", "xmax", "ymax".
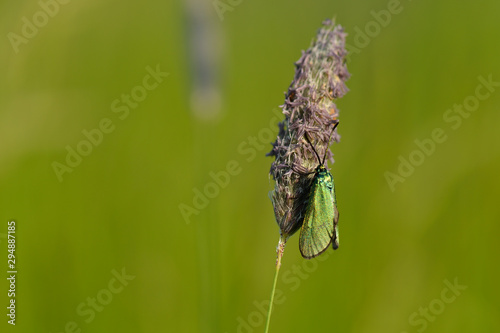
[{"xmin": 267, "ymin": 19, "xmax": 350, "ymax": 239}]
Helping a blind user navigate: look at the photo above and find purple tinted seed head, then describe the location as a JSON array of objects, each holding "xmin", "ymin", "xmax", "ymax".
[{"xmin": 267, "ymin": 19, "xmax": 350, "ymax": 239}]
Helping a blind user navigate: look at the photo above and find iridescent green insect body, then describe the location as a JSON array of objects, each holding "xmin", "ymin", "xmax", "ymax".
[{"xmin": 299, "ymin": 123, "xmax": 340, "ymax": 259}]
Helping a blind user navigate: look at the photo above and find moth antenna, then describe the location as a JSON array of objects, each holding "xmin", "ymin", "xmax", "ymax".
[
  {"xmin": 304, "ymin": 132, "xmax": 322, "ymax": 165},
  {"xmin": 321, "ymin": 121, "xmax": 339, "ymax": 166}
]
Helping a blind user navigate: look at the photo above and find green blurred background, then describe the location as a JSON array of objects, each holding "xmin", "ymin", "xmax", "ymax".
[{"xmin": 1, "ymin": 0, "xmax": 499, "ymax": 332}]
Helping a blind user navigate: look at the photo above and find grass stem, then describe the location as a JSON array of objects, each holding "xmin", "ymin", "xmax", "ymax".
[{"xmin": 264, "ymin": 236, "xmax": 286, "ymax": 333}]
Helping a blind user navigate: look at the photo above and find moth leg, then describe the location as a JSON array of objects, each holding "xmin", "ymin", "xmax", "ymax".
[{"xmin": 332, "ymin": 222, "xmax": 339, "ymax": 250}]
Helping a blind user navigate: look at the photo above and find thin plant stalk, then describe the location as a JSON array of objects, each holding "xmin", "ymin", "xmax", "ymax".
[{"xmin": 264, "ymin": 236, "xmax": 286, "ymax": 333}]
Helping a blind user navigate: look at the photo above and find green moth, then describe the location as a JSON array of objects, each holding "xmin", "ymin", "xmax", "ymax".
[{"xmin": 299, "ymin": 122, "xmax": 340, "ymax": 259}]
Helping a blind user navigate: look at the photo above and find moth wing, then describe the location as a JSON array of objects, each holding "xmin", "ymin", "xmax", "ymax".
[
  {"xmin": 299, "ymin": 176, "xmax": 335, "ymax": 259},
  {"xmin": 332, "ymin": 184, "xmax": 340, "ymax": 250},
  {"xmin": 332, "ymin": 203, "xmax": 340, "ymax": 250}
]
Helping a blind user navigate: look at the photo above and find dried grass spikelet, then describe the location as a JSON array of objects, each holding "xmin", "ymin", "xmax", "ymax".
[{"xmin": 267, "ymin": 19, "xmax": 350, "ymax": 240}]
